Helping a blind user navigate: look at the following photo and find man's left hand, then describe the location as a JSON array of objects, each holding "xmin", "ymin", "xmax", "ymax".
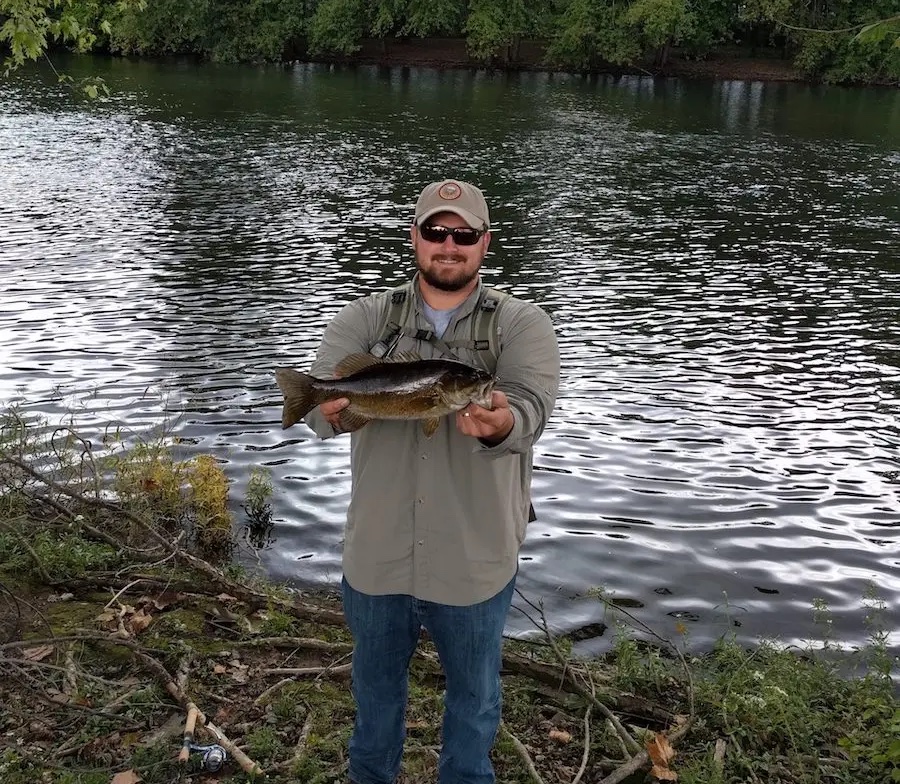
[{"xmin": 456, "ymin": 390, "xmax": 514, "ymax": 445}]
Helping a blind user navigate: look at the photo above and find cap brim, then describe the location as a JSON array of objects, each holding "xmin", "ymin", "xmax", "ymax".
[{"xmin": 416, "ymin": 206, "xmax": 487, "ymax": 231}]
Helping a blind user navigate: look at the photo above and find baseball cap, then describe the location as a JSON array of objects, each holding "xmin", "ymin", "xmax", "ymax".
[{"xmin": 414, "ymin": 179, "xmax": 490, "ymax": 231}]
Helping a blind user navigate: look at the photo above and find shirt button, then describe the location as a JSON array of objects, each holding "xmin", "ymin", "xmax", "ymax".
[
  {"xmin": 417, "ymin": 540, "xmax": 424, "ymax": 546},
  {"xmin": 421, "ymin": 454, "xmax": 427, "ymax": 460}
]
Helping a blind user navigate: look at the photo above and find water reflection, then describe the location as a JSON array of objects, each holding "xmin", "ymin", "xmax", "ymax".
[{"xmin": 1, "ymin": 58, "xmax": 898, "ymax": 655}]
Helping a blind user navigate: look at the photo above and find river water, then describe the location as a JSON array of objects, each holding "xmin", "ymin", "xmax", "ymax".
[{"xmin": 1, "ymin": 56, "xmax": 898, "ymax": 655}]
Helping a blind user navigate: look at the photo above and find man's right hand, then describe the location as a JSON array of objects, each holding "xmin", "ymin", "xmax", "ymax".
[{"xmin": 321, "ymin": 397, "xmax": 350, "ymax": 431}]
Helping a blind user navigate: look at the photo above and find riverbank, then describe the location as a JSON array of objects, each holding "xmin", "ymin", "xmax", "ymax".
[
  {"xmin": 303, "ymin": 38, "xmax": 806, "ymax": 83},
  {"xmin": 1, "ymin": 414, "xmax": 898, "ymax": 783}
]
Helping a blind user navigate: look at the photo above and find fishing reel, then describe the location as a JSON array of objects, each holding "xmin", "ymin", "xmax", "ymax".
[{"xmin": 187, "ymin": 742, "xmax": 228, "ymax": 772}]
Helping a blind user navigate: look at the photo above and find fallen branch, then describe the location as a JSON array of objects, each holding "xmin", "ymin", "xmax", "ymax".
[
  {"xmin": 269, "ymin": 707, "xmax": 314, "ymax": 774},
  {"xmin": 500, "ymin": 722, "xmax": 545, "ymax": 784},
  {"xmin": 263, "ymin": 663, "xmax": 352, "ymax": 677},
  {"xmin": 598, "ymin": 718, "xmax": 693, "ymax": 784},
  {"xmin": 234, "ymin": 636, "xmax": 353, "ymax": 653}
]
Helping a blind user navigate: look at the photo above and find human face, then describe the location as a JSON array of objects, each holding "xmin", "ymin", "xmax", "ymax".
[{"xmin": 411, "ymin": 212, "xmax": 491, "ymax": 293}]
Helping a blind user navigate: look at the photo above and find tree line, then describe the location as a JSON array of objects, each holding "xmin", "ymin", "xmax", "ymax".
[{"xmin": 2, "ymin": 0, "xmax": 898, "ymax": 85}]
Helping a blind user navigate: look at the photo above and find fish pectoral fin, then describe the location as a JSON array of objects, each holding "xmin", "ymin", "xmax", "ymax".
[
  {"xmin": 338, "ymin": 409, "xmax": 372, "ymax": 433},
  {"xmin": 421, "ymin": 417, "xmax": 441, "ymax": 438}
]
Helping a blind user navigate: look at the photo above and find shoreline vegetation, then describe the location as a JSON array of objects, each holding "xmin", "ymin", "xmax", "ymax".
[
  {"xmin": 1, "ymin": 2, "xmax": 899, "ymax": 89},
  {"xmin": 1, "ymin": 410, "xmax": 898, "ymax": 783}
]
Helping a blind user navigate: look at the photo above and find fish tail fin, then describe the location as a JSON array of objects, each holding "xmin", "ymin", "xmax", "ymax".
[{"xmin": 275, "ymin": 368, "xmax": 319, "ymax": 429}]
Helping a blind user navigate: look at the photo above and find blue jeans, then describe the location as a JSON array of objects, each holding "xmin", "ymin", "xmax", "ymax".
[{"xmin": 341, "ymin": 573, "xmax": 517, "ymax": 784}]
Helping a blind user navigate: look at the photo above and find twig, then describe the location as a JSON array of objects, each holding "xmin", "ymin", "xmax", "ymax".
[
  {"xmin": 516, "ymin": 590, "xmax": 641, "ymax": 757},
  {"xmin": 0, "ymin": 518, "xmax": 52, "ymax": 583},
  {"xmin": 571, "ymin": 671, "xmax": 595, "ymax": 784},
  {"xmin": 0, "ymin": 450, "xmax": 174, "ymax": 551},
  {"xmin": 255, "ymin": 678, "xmax": 293, "ymax": 706},
  {"xmin": 714, "ymin": 738, "xmax": 727, "ymax": 773},
  {"xmin": 104, "ymin": 580, "xmax": 146, "ymax": 610},
  {"xmin": 500, "ymin": 722, "xmax": 545, "ymax": 784},
  {"xmin": 0, "ymin": 656, "xmax": 129, "ymax": 687},
  {"xmin": 234, "ymin": 636, "xmax": 353, "ymax": 653},
  {"xmin": 598, "ymin": 717, "xmax": 693, "ymax": 784},
  {"xmin": 64, "ymin": 645, "xmax": 78, "ymax": 697},
  {"xmin": 263, "ymin": 663, "xmax": 352, "ymax": 677},
  {"xmin": 590, "ymin": 589, "xmax": 696, "ymax": 717},
  {"xmin": 270, "ymin": 707, "xmax": 314, "ymax": 773}
]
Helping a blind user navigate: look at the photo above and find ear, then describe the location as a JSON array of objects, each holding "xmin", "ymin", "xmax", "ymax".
[
  {"xmin": 483, "ymin": 230, "xmax": 491, "ymax": 253},
  {"xmin": 410, "ymin": 223, "xmax": 419, "ymax": 249}
]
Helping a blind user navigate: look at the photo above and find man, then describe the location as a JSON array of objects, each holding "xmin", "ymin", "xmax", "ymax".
[{"xmin": 302, "ymin": 179, "xmax": 560, "ymax": 784}]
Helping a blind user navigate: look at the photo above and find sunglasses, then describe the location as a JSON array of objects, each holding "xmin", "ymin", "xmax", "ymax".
[{"xmin": 418, "ymin": 223, "xmax": 485, "ymax": 246}]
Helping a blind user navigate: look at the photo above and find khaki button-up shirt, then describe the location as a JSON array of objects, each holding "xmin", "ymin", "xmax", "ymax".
[{"xmin": 304, "ymin": 276, "xmax": 560, "ymax": 606}]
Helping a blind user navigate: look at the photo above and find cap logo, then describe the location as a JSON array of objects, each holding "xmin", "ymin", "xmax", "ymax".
[{"xmin": 438, "ymin": 182, "xmax": 462, "ymax": 200}]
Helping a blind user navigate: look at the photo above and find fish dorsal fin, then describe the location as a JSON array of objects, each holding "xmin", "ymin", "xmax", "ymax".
[
  {"xmin": 336, "ymin": 353, "xmax": 382, "ymax": 377},
  {"xmin": 336, "ymin": 351, "xmax": 423, "ymax": 378}
]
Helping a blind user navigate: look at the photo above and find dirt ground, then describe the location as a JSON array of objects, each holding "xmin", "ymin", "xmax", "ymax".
[{"xmin": 0, "ymin": 578, "xmax": 668, "ymax": 783}]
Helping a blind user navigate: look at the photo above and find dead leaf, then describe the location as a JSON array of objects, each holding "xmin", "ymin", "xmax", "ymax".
[
  {"xmin": 646, "ymin": 731, "xmax": 677, "ymax": 781},
  {"xmin": 151, "ymin": 591, "xmax": 180, "ymax": 610},
  {"xmin": 213, "ymin": 664, "xmax": 228, "ymax": 675},
  {"xmin": 548, "ymin": 728, "xmax": 572, "ymax": 744},
  {"xmin": 129, "ymin": 609, "xmax": 153, "ymax": 635},
  {"xmin": 216, "ymin": 593, "xmax": 237, "ymax": 603},
  {"xmin": 110, "ymin": 769, "xmax": 142, "ymax": 784},
  {"xmin": 22, "ymin": 645, "xmax": 54, "ymax": 662}
]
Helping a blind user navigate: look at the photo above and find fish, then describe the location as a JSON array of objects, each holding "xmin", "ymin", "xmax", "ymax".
[{"xmin": 275, "ymin": 351, "xmax": 496, "ymax": 438}]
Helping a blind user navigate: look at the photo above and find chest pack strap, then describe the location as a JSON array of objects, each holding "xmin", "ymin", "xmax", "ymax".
[{"xmin": 370, "ymin": 282, "xmax": 508, "ymax": 366}]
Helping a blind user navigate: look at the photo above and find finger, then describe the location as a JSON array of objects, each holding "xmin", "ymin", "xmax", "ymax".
[
  {"xmin": 489, "ymin": 390, "xmax": 509, "ymax": 410},
  {"xmin": 321, "ymin": 398, "xmax": 350, "ymax": 416}
]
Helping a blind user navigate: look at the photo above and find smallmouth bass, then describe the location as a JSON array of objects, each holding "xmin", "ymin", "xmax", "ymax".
[{"xmin": 275, "ymin": 351, "xmax": 495, "ymax": 438}]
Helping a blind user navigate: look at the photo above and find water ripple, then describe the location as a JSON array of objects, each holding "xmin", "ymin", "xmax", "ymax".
[{"xmin": 1, "ymin": 61, "xmax": 898, "ymax": 653}]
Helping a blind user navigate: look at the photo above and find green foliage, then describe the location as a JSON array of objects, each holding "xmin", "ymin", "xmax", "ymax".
[
  {"xmin": 624, "ymin": 0, "xmax": 694, "ymax": 53},
  {"xmin": 740, "ymin": 0, "xmax": 900, "ymax": 82},
  {"xmin": 245, "ymin": 725, "xmax": 285, "ymax": 762},
  {"xmin": 258, "ymin": 606, "xmax": 298, "ymax": 636},
  {"xmin": 307, "ymin": 0, "xmax": 366, "ymax": 55},
  {"xmin": 398, "ymin": 0, "xmax": 465, "ymax": 38},
  {"xmin": 2, "ymin": 527, "xmax": 119, "ymax": 578},
  {"xmin": 244, "ymin": 466, "xmax": 273, "ymax": 525},
  {"xmin": 0, "ymin": 0, "xmax": 96, "ymax": 72},
  {"xmin": 545, "ymin": 0, "xmax": 640, "ymax": 68},
  {"xmin": 465, "ymin": 0, "xmax": 546, "ymax": 61}
]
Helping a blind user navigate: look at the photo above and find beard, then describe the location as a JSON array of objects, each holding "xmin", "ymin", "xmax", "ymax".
[{"xmin": 416, "ymin": 254, "xmax": 480, "ymax": 292}]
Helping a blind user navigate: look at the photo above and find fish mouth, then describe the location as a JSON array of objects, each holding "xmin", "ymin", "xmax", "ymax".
[{"xmin": 475, "ymin": 380, "xmax": 496, "ymax": 408}]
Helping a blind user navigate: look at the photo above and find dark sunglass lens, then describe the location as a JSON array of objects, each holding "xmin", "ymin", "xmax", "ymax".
[
  {"xmin": 420, "ymin": 224, "xmax": 449, "ymax": 243},
  {"xmin": 451, "ymin": 228, "xmax": 480, "ymax": 246},
  {"xmin": 420, "ymin": 224, "xmax": 482, "ymax": 245}
]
